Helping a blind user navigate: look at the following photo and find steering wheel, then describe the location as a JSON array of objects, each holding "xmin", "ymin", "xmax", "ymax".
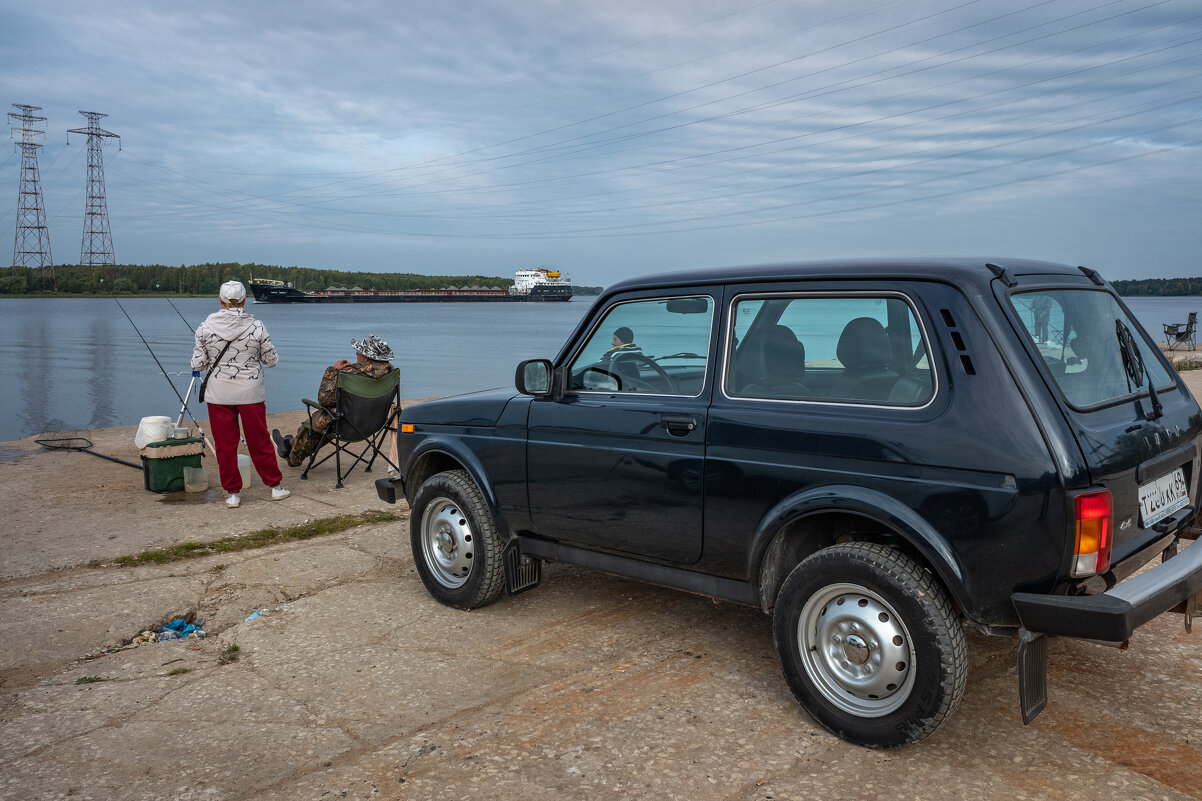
[{"xmin": 611, "ymin": 352, "xmax": 677, "ymax": 393}]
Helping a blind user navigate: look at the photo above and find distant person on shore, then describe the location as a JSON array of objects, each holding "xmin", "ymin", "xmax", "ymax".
[
  {"xmin": 272, "ymin": 335, "xmax": 395, "ymax": 468},
  {"xmin": 601, "ymin": 326, "xmax": 640, "ymax": 362},
  {"xmin": 192, "ymin": 280, "xmax": 290, "ymax": 508},
  {"xmin": 1032, "ymin": 295, "xmax": 1052, "ymax": 344}
]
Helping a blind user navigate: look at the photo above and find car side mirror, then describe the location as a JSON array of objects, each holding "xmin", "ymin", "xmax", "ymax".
[{"xmin": 516, "ymin": 359, "xmax": 553, "ymax": 396}]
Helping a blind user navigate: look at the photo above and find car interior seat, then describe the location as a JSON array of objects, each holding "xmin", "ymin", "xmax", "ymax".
[
  {"xmin": 830, "ymin": 317, "xmax": 899, "ymax": 401},
  {"xmin": 610, "ymin": 353, "xmax": 642, "ymax": 387},
  {"xmin": 738, "ymin": 324, "xmax": 810, "ymax": 397}
]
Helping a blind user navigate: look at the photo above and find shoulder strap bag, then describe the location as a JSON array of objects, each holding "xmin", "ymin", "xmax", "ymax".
[{"xmin": 198, "ymin": 338, "xmax": 236, "ymax": 404}]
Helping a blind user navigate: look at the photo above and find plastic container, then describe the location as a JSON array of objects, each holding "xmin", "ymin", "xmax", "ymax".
[
  {"xmin": 237, "ymin": 453, "xmax": 254, "ymax": 489},
  {"xmin": 134, "ymin": 416, "xmax": 173, "ymax": 449},
  {"xmin": 183, "ymin": 465, "xmax": 208, "ymax": 492}
]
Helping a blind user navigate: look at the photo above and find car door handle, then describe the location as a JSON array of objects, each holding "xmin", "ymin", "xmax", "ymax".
[{"xmin": 661, "ymin": 415, "xmax": 698, "ymax": 436}]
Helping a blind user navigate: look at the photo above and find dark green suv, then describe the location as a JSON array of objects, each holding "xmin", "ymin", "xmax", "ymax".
[{"xmin": 377, "ymin": 258, "xmax": 1202, "ymax": 748}]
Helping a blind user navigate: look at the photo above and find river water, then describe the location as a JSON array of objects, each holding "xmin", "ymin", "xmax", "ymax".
[
  {"xmin": 0, "ymin": 296, "xmax": 595, "ymax": 443},
  {"xmin": 0, "ymin": 294, "xmax": 1198, "ymax": 443}
]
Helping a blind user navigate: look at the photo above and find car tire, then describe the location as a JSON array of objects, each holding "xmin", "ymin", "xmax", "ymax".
[
  {"xmin": 772, "ymin": 542, "xmax": 967, "ymax": 748},
  {"xmin": 410, "ymin": 470, "xmax": 505, "ymax": 610}
]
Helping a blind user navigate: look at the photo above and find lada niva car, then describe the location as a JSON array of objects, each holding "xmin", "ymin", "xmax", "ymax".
[{"xmin": 376, "ymin": 258, "xmax": 1202, "ymax": 747}]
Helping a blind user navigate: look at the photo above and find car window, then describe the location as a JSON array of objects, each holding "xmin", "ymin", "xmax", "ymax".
[
  {"xmin": 569, "ymin": 296, "xmax": 714, "ymax": 395},
  {"xmin": 727, "ymin": 294, "xmax": 934, "ymax": 405},
  {"xmin": 1011, "ymin": 289, "xmax": 1173, "ymax": 407}
]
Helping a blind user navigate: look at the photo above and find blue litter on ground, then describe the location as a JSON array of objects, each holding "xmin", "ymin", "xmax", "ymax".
[{"xmin": 155, "ymin": 618, "xmax": 205, "ymax": 641}]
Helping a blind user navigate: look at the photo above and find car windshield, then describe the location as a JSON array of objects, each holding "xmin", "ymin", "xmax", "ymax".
[{"xmin": 1010, "ymin": 289, "xmax": 1173, "ymax": 407}]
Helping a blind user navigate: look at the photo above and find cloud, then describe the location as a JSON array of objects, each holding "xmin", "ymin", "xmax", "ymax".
[{"xmin": 2, "ymin": 0, "xmax": 1200, "ymax": 285}]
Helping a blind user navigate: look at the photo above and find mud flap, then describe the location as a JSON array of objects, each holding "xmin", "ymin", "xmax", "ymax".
[
  {"xmin": 1017, "ymin": 628, "xmax": 1048, "ymax": 725},
  {"xmin": 1169, "ymin": 589, "xmax": 1199, "ymax": 634},
  {"xmin": 503, "ymin": 539, "xmax": 541, "ymax": 596}
]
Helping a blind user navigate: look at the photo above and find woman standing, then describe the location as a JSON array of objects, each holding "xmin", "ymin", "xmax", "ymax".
[{"xmin": 191, "ymin": 280, "xmax": 290, "ymax": 508}]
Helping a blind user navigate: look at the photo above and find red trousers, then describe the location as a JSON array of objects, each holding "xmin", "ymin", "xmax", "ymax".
[{"xmin": 206, "ymin": 402, "xmax": 283, "ymax": 493}]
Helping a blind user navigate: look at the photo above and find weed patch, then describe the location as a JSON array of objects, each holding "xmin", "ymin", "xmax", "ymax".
[{"xmin": 105, "ymin": 510, "xmax": 403, "ymax": 567}]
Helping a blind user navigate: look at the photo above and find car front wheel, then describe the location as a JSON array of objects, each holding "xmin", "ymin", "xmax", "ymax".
[
  {"xmin": 773, "ymin": 542, "xmax": 967, "ymax": 748},
  {"xmin": 410, "ymin": 470, "xmax": 505, "ymax": 610}
]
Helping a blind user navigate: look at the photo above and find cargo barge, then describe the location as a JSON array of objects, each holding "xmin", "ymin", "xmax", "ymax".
[{"xmin": 249, "ymin": 268, "xmax": 572, "ymax": 303}]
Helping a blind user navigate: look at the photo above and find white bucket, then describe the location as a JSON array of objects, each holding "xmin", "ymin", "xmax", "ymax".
[
  {"xmin": 237, "ymin": 453, "xmax": 254, "ymax": 489},
  {"xmin": 135, "ymin": 416, "xmax": 173, "ymax": 448},
  {"xmin": 183, "ymin": 466, "xmax": 209, "ymax": 493}
]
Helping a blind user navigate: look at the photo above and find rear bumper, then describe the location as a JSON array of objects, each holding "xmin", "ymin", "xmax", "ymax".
[{"xmin": 1012, "ymin": 538, "xmax": 1202, "ymax": 642}]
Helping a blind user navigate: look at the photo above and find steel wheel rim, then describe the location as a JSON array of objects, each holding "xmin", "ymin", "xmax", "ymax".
[
  {"xmin": 796, "ymin": 582, "xmax": 916, "ymax": 717},
  {"xmin": 421, "ymin": 496, "xmax": 475, "ymax": 588}
]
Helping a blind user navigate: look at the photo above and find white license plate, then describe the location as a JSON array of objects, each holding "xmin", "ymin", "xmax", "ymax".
[{"xmin": 1138, "ymin": 468, "xmax": 1190, "ymax": 527}]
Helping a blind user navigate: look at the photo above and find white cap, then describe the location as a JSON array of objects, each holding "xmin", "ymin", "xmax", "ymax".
[{"xmin": 219, "ymin": 281, "xmax": 246, "ymax": 303}]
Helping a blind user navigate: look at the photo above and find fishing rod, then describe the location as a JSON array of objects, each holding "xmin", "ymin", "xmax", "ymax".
[
  {"xmin": 165, "ymin": 298, "xmax": 203, "ymax": 426},
  {"xmin": 166, "ymin": 297, "xmax": 193, "ymax": 331},
  {"xmin": 115, "ymin": 299, "xmax": 217, "ymax": 456}
]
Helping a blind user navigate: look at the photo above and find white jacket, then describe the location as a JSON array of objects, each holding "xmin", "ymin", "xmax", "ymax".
[{"xmin": 191, "ymin": 308, "xmax": 278, "ymax": 405}]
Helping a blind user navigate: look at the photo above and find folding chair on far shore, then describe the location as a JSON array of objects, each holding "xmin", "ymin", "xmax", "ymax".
[
  {"xmin": 1163, "ymin": 311, "xmax": 1197, "ymax": 351},
  {"xmin": 300, "ymin": 369, "xmax": 400, "ymax": 488}
]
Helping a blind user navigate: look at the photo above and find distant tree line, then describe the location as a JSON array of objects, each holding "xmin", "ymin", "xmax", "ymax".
[
  {"xmin": 1111, "ymin": 277, "xmax": 1202, "ymax": 296},
  {"xmin": 0, "ymin": 263, "xmax": 602, "ymax": 296}
]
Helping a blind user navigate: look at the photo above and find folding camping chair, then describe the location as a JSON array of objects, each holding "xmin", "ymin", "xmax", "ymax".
[
  {"xmin": 1163, "ymin": 312, "xmax": 1197, "ymax": 351},
  {"xmin": 299, "ymin": 369, "xmax": 401, "ymax": 488}
]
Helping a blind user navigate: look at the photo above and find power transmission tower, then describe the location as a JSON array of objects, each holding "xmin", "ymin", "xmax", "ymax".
[
  {"xmin": 8, "ymin": 104, "xmax": 54, "ymax": 286},
  {"xmin": 67, "ymin": 111, "xmax": 121, "ymax": 269}
]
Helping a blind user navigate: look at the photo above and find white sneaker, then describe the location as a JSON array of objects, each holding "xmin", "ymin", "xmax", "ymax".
[
  {"xmin": 226, "ymin": 493, "xmax": 241, "ymax": 508},
  {"xmin": 271, "ymin": 486, "xmax": 291, "ymax": 501}
]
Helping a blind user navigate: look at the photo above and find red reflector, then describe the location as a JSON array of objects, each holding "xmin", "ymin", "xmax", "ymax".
[{"xmin": 1073, "ymin": 490, "xmax": 1113, "ymax": 576}]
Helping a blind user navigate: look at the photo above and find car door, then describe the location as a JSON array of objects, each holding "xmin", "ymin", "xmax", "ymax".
[{"xmin": 526, "ymin": 290, "xmax": 718, "ymax": 563}]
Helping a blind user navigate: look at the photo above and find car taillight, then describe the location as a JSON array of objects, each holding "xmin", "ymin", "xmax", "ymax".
[{"xmin": 1071, "ymin": 490, "xmax": 1113, "ymax": 577}]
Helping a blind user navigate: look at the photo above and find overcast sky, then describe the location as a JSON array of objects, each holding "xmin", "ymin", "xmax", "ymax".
[{"xmin": 2, "ymin": 0, "xmax": 1200, "ymax": 287}]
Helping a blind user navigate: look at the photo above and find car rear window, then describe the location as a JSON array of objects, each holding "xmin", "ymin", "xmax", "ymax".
[
  {"xmin": 727, "ymin": 294, "xmax": 934, "ymax": 405},
  {"xmin": 1010, "ymin": 289, "xmax": 1174, "ymax": 407}
]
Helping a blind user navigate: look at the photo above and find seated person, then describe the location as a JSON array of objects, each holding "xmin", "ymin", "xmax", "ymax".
[
  {"xmin": 273, "ymin": 335, "xmax": 395, "ymax": 467},
  {"xmin": 601, "ymin": 326, "xmax": 641, "ymax": 363}
]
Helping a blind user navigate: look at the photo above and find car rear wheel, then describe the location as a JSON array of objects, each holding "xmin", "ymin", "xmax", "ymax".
[
  {"xmin": 410, "ymin": 470, "xmax": 504, "ymax": 610},
  {"xmin": 773, "ymin": 542, "xmax": 967, "ymax": 748}
]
